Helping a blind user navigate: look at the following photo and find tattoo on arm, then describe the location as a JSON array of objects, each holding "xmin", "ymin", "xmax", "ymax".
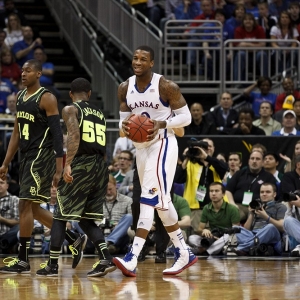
[
  {"xmin": 62, "ymin": 107, "xmax": 80, "ymax": 166},
  {"xmin": 159, "ymin": 77, "xmax": 187, "ymax": 110}
]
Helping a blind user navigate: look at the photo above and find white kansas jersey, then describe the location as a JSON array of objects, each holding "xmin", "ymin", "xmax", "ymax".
[{"xmin": 126, "ymin": 73, "xmax": 174, "ymax": 148}]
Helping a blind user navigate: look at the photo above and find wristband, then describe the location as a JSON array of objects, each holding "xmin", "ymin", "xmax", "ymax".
[
  {"xmin": 267, "ymin": 216, "xmax": 270, "ymax": 223},
  {"xmin": 119, "ymin": 111, "xmax": 132, "ymax": 130}
]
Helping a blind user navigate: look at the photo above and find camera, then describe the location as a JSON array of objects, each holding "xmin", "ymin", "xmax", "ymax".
[
  {"xmin": 249, "ymin": 243, "xmax": 274, "ymax": 256},
  {"xmin": 249, "ymin": 198, "xmax": 263, "ymax": 210},
  {"xmin": 283, "ymin": 190, "xmax": 300, "ymax": 202},
  {"xmin": 186, "ymin": 139, "xmax": 209, "ymax": 162},
  {"xmin": 99, "ymin": 218, "xmax": 114, "ymax": 237},
  {"xmin": 201, "ymin": 227, "xmax": 241, "ymax": 248}
]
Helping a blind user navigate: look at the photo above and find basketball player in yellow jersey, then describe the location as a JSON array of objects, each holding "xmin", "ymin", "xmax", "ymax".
[
  {"xmin": 113, "ymin": 45, "xmax": 198, "ymax": 277},
  {"xmin": 0, "ymin": 59, "xmax": 85, "ymax": 274},
  {"xmin": 36, "ymin": 78, "xmax": 116, "ymax": 277}
]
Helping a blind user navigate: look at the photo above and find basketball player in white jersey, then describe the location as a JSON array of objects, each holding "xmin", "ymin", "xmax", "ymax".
[{"xmin": 113, "ymin": 45, "xmax": 198, "ymax": 277}]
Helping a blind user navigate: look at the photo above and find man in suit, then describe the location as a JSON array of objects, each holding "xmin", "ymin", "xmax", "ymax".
[
  {"xmin": 184, "ymin": 102, "xmax": 217, "ymax": 135},
  {"xmin": 207, "ymin": 92, "xmax": 238, "ymax": 134}
]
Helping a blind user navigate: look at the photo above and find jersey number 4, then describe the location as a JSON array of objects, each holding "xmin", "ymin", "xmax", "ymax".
[
  {"xmin": 82, "ymin": 120, "xmax": 106, "ymax": 145},
  {"xmin": 18, "ymin": 123, "xmax": 29, "ymax": 140}
]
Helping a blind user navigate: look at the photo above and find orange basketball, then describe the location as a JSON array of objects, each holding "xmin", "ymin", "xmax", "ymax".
[{"xmin": 127, "ymin": 114, "xmax": 153, "ymax": 143}]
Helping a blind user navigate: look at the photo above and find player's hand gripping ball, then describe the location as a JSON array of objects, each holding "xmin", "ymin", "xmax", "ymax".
[{"xmin": 127, "ymin": 114, "xmax": 154, "ymax": 143}]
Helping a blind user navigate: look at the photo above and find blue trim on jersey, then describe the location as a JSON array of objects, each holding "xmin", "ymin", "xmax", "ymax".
[
  {"xmin": 162, "ymin": 138, "xmax": 168, "ymax": 194},
  {"xmin": 140, "ymin": 196, "xmax": 159, "ymax": 206},
  {"xmin": 159, "ymin": 97, "xmax": 169, "ymax": 107},
  {"xmin": 134, "ymin": 82, "xmax": 152, "ymax": 93}
]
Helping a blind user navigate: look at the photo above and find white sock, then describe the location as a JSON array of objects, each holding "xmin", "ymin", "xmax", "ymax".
[
  {"xmin": 131, "ymin": 236, "xmax": 146, "ymax": 257},
  {"xmin": 168, "ymin": 229, "xmax": 188, "ymax": 250}
]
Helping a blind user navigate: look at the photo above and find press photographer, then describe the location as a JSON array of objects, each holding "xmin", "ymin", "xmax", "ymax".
[
  {"xmin": 234, "ymin": 183, "xmax": 286, "ymax": 256},
  {"xmin": 174, "ymin": 138, "xmax": 228, "ymax": 233},
  {"xmin": 283, "ymin": 194, "xmax": 300, "ymax": 256},
  {"xmin": 281, "ymin": 154, "xmax": 300, "ymax": 256},
  {"xmin": 188, "ymin": 182, "xmax": 240, "ymax": 255},
  {"xmin": 103, "ymin": 175, "xmax": 133, "ymax": 255}
]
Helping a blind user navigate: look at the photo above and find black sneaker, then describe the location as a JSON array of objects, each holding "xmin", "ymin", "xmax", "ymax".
[
  {"xmin": 69, "ymin": 233, "xmax": 87, "ymax": 269},
  {"xmin": 0, "ymin": 257, "xmax": 30, "ymax": 274},
  {"xmin": 138, "ymin": 244, "xmax": 149, "ymax": 262},
  {"xmin": 36, "ymin": 261, "xmax": 58, "ymax": 277},
  {"xmin": 155, "ymin": 252, "xmax": 166, "ymax": 263},
  {"xmin": 87, "ymin": 260, "xmax": 117, "ymax": 277}
]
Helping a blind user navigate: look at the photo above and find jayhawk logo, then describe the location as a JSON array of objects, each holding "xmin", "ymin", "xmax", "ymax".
[{"xmin": 149, "ymin": 188, "xmax": 157, "ymax": 195}]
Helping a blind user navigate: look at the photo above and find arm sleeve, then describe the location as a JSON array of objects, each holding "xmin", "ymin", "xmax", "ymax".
[
  {"xmin": 275, "ymin": 204, "xmax": 287, "ymax": 220},
  {"xmin": 205, "ymin": 156, "xmax": 228, "ymax": 179},
  {"xmin": 200, "ymin": 206, "xmax": 208, "ymax": 224},
  {"xmin": 275, "ymin": 95, "xmax": 282, "ymax": 112},
  {"xmin": 47, "ymin": 115, "xmax": 64, "ymax": 157},
  {"xmin": 284, "ymin": 206, "xmax": 293, "ymax": 218},
  {"xmin": 12, "ymin": 42, "xmax": 22, "ymax": 55},
  {"xmin": 226, "ymin": 170, "xmax": 239, "ymax": 194},
  {"xmin": 165, "ymin": 105, "xmax": 191, "ymax": 129},
  {"xmin": 281, "ymin": 173, "xmax": 296, "ymax": 196},
  {"xmin": 127, "ymin": 199, "xmax": 133, "ymax": 214},
  {"xmin": 230, "ymin": 205, "xmax": 240, "ymax": 224},
  {"xmin": 174, "ymin": 165, "xmax": 187, "ymax": 183}
]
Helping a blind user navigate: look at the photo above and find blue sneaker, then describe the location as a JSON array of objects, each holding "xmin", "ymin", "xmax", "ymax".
[
  {"xmin": 112, "ymin": 250, "xmax": 137, "ymax": 277},
  {"xmin": 163, "ymin": 247, "xmax": 198, "ymax": 275}
]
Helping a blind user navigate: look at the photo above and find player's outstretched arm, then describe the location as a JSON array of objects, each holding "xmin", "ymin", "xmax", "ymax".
[
  {"xmin": 118, "ymin": 80, "xmax": 132, "ymax": 137},
  {"xmin": 0, "ymin": 118, "xmax": 20, "ymax": 180},
  {"xmin": 62, "ymin": 105, "xmax": 80, "ymax": 183}
]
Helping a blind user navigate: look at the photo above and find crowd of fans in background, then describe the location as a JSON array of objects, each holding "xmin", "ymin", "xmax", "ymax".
[{"xmin": 128, "ymin": 0, "xmax": 300, "ymax": 82}]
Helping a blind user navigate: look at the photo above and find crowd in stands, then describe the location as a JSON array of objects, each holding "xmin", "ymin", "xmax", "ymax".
[
  {"xmin": 0, "ymin": 0, "xmax": 58, "ymax": 119},
  {"xmin": 128, "ymin": 0, "xmax": 300, "ymax": 82}
]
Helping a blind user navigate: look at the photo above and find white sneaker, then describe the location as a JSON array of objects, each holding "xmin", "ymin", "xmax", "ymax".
[
  {"xmin": 112, "ymin": 250, "xmax": 137, "ymax": 277},
  {"xmin": 291, "ymin": 244, "xmax": 300, "ymax": 257},
  {"xmin": 163, "ymin": 248, "xmax": 198, "ymax": 275}
]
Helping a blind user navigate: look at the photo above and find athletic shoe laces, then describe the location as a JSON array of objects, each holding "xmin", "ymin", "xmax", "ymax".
[
  {"xmin": 39, "ymin": 261, "xmax": 49, "ymax": 269},
  {"xmin": 69, "ymin": 245, "xmax": 78, "ymax": 257},
  {"xmin": 3, "ymin": 257, "xmax": 20, "ymax": 267},
  {"xmin": 92, "ymin": 261, "xmax": 101, "ymax": 269},
  {"xmin": 124, "ymin": 251, "xmax": 135, "ymax": 262}
]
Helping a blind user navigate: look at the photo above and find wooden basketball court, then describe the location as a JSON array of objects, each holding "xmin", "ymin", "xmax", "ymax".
[{"xmin": 0, "ymin": 255, "xmax": 299, "ymax": 299}]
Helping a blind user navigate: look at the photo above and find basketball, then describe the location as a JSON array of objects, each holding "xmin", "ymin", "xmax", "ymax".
[{"xmin": 127, "ymin": 114, "xmax": 153, "ymax": 143}]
